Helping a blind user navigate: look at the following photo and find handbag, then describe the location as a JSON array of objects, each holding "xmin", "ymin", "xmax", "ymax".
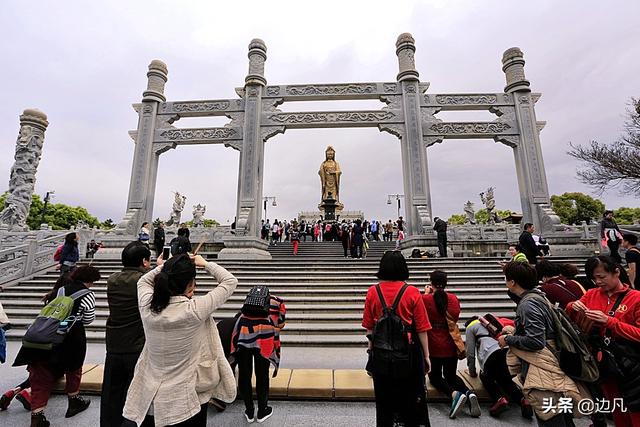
[{"xmin": 445, "ymin": 312, "xmax": 466, "ymax": 360}]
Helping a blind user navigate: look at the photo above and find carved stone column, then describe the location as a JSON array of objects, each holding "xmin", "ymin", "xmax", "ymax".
[
  {"xmin": 502, "ymin": 48, "xmax": 560, "ymax": 234},
  {"xmin": 219, "ymin": 39, "xmax": 271, "ymax": 259},
  {"xmin": 0, "ymin": 109, "xmax": 49, "ymax": 231},
  {"xmin": 395, "ymin": 33, "xmax": 435, "ymax": 251},
  {"xmin": 117, "ymin": 60, "xmax": 167, "ymax": 235}
]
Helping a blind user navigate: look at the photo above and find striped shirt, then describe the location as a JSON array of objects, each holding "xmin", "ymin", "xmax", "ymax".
[{"xmin": 77, "ymin": 291, "xmax": 96, "ymax": 325}]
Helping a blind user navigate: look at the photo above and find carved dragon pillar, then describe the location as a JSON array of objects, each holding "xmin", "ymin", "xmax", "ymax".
[
  {"xmin": 502, "ymin": 48, "xmax": 560, "ymax": 234},
  {"xmin": 0, "ymin": 109, "xmax": 49, "ymax": 231},
  {"xmin": 395, "ymin": 33, "xmax": 434, "ymax": 244},
  {"xmin": 116, "ymin": 60, "xmax": 168, "ymax": 235}
]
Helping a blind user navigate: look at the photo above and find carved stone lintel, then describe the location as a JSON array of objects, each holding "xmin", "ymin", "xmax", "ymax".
[
  {"xmin": 286, "ymin": 83, "xmax": 377, "ymax": 96},
  {"xmin": 436, "ymin": 94, "xmax": 498, "ymax": 105},
  {"xmin": 158, "ymin": 127, "xmax": 239, "ymax": 142},
  {"xmin": 265, "ymin": 111, "xmax": 399, "ymax": 127},
  {"xmin": 428, "ymin": 122, "xmax": 512, "ymax": 135},
  {"xmin": 380, "ymin": 94, "xmax": 403, "ymax": 111}
]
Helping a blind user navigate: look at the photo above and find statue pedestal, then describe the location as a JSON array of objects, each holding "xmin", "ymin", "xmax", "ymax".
[
  {"xmin": 319, "ymin": 197, "xmax": 338, "ymax": 222},
  {"xmin": 218, "ymin": 236, "xmax": 272, "ymax": 260},
  {"xmin": 399, "ymin": 234, "xmax": 438, "ymax": 257}
]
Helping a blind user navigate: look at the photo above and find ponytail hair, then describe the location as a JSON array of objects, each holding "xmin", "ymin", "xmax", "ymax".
[
  {"xmin": 430, "ymin": 270, "xmax": 449, "ymax": 317},
  {"xmin": 150, "ymin": 254, "xmax": 196, "ymax": 314}
]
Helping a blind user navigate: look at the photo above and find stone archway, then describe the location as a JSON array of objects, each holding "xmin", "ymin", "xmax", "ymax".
[{"xmin": 117, "ymin": 34, "xmax": 560, "ymax": 259}]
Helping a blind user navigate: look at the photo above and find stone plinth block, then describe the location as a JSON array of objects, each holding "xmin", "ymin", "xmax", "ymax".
[
  {"xmin": 217, "ymin": 236, "xmax": 271, "ymax": 260},
  {"xmin": 251, "ymin": 368, "xmax": 291, "ymax": 398},
  {"xmin": 333, "ymin": 369, "xmax": 374, "ymax": 399},
  {"xmin": 288, "ymin": 369, "xmax": 333, "ymax": 398},
  {"xmin": 53, "ymin": 364, "xmax": 102, "ymax": 395}
]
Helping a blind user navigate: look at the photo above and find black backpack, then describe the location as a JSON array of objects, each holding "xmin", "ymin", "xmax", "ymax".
[
  {"xmin": 242, "ymin": 285, "xmax": 271, "ymax": 317},
  {"xmin": 369, "ymin": 283, "xmax": 413, "ymax": 379}
]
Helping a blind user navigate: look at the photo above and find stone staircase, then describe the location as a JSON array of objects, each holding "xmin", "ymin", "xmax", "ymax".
[{"xmin": 0, "ymin": 241, "xmax": 588, "ymax": 347}]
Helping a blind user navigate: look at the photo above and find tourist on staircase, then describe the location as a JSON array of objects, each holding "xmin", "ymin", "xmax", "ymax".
[
  {"xmin": 14, "ymin": 265, "xmax": 99, "ymax": 427},
  {"xmin": 122, "ymin": 253, "xmax": 237, "ymax": 427},
  {"xmin": 58, "ymin": 232, "xmax": 80, "ymax": 276},
  {"xmin": 567, "ymin": 255, "xmax": 640, "ymax": 426},
  {"xmin": 601, "ymin": 210, "xmax": 622, "ymax": 263},
  {"xmin": 231, "ymin": 286, "xmax": 286, "ymax": 424},
  {"xmin": 290, "ymin": 227, "xmax": 300, "ymax": 256},
  {"xmin": 153, "ymin": 221, "xmax": 165, "ymax": 258},
  {"xmin": 138, "ymin": 222, "xmax": 151, "ymax": 248},
  {"xmin": 100, "ymin": 242, "xmax": 152, "ymax": 427},
  {"xmin": 623, "ymin": 233, "xmax": 640, "ymax": 289},
  {"xmin": 432, "ymin": 217, "xmax": 448, "ymax": 258},
  {"xmin": 422, "ymin": 270, "xmax": 480, "ymax": 419},
  {"xmin": 536, "ymin": 260, "xmax": 586, "ymax": 309},
  {"xmin": 352, "ymin": 219, "xmax": 364, "ymax": 259},
  {"xmin": 498, "ymin": 261, "xmax": 584, "ymax": 427},
  {"xmin": 464, "ymin": 315, "xmax": 532, "ymax": 419},
  {"xmin": 363, "ymin": 251, "xmax": 432, "ymax": 427},
  {"xmin": 518, "ymin": 223, "xmax": 542, "ymax": 265},
  {"xmin": 271, "ymin": 219, "xmax": 279, "ymax": 245},
  {"xmin": 340, "ymin": 222, "xmax": 351, "ymax": 258}
]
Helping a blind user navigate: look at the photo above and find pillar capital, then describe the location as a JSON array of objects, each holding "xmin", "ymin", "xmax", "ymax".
[
  {"xmin": 20, "ymin": 108, "xmax": 48, "ymax": 131},
  {"xmin": 143, "ymin": 59, "xmax": 168, "ymax": 102},
  {"xmin": 245, "ymin": 38, "xmax": 267, "ymax": 87},
  {"xmin": 396, "ymin": 33, "xmax": 419, "ymax": 82},
  {"xmin": 501, "ymin": 47, "xmax": 530, "ymax": 93}
]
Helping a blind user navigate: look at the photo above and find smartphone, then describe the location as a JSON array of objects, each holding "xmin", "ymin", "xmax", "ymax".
[{"xmin": 162, "ymin": 246, "xmax": 171, "ymax": 259}]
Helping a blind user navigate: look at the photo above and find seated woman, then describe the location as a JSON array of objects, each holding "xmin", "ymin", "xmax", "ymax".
[{"xmin": 122, "ymin": 254, "xmax": 238, "ymax": 427}]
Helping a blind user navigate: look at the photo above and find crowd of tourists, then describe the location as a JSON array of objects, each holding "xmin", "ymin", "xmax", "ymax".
[
  {"xmin": 364, "ymin": 247, "xmax": 640, "ymax": 426},
  {"xmin": 0, "ymin": 233, "xmax": 286, "ymax": 427},
  {"xmin": 2, "ymin": 216, "xmax": 640, "ymax": 426}
]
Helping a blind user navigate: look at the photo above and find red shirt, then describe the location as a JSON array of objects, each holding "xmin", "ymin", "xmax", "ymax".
[
  {"xmin": 422, "ymin": 292, "xmax": 460, "ymax": 358},
  {"xmin": 566, "ymin": 284, "xmax": 640, "ymax": 342},
  {"xmin": 362, "ymin": 282, "xmax": 431, "ymax": 334}
]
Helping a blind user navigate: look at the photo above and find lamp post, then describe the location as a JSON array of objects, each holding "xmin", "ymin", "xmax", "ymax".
[
  {"xmin": 387, "ymin": 194, "xmax": 404, "ymax": 219},
  {"xmin": 263, "ymin": 196, "xmax": 277, "ymax": 222},
  {"xmin": 40, "ymin": 190, "xmax": 55, "ymax": 226}
]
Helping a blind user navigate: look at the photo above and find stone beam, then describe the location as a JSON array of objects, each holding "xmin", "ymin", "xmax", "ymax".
[
  {"xmin": 262, "ymin": 110, "xmax": 403, "ymax": 128},
  {"xmin": 154, "ymin": 127, "xmax": 243, "ymax": 144},
  {"xmin": 158, "ymin": 99, "xmax": 244, "ymax": 116},
  {"xmin": 423, "ymin": 121, "xmax": 518, "ymax": 139},
  {"xmin": 260, "ymin": 82, "xmax": 401, "ymax": 100},
  {"xmin": 422, "ymin": 93, "xmax": 514, "ymax": 110}
]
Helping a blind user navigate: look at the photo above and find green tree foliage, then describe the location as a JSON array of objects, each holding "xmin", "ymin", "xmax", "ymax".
[
  {"xmin": 0, "ymin": 192, "xmax": 102, "ymax": 230},
  {"xmin": 613, "ymin": 207, "xmax": 640, "ymax": 225},
  {"xmin": 550, "ymin": 192, "xmax": 605, "ymax": 225},
  {"xmin": 101, "ymin": 218, "xmax": 115, "ymax": 229},
  {"xmin": 446, "ymin": 214, "xmax": 466, "ymax": 225},
  {"xmin": 183, "ymin": 219, "xmax": 220, "ymax": 228}
]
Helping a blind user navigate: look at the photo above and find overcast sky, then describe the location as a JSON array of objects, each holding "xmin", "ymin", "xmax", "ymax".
[{"xmin": 0, "ymin": 1, "xmax": 638, "ymax": 225}]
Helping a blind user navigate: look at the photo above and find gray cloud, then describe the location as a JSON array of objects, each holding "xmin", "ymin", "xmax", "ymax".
[{"xmin": 0, "ymin": 1, "xmax": 638, "ymax": 225}]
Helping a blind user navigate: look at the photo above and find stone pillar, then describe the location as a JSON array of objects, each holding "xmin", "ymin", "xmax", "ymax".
[
  {"xmin": 118, "ymin": 60, "xmax": 167, "ymax": 235},
  {"xmin": 395, "ymin": 33, "xmax": 435, "ymax": 251},
  {"xmin": 219, "ymin": 39, "xmax": 270, "ymax": 259},
  {"xmin": 0, "ymin": 109, "xmax": 49, "ymax": 231},
  {"xmin": 502, "ymin": 48, "xmax": 560, "ymax": 234}
]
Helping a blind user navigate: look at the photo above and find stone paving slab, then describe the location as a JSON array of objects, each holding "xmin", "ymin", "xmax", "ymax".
[{"xmin": 288, "ymin": 369, "xmax": 334, "ymax": 398}]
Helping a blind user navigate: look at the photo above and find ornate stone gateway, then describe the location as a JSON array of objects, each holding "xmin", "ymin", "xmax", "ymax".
[{"xmin": 117, "ymin": 33, "xmax": 560, "ymax": 259}]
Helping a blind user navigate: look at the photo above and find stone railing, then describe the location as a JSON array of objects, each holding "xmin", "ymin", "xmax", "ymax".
[
  {"xmin": 0, "ymin": 234, "xmax": 65, "ymax": 286},
  {"xmin": 448, "ymin": 224, "xmax": 522, "ymax": 242}
]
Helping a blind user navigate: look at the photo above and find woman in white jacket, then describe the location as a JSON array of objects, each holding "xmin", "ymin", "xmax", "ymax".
[{"xmin": 122, "ymin": 254, "xmax": 237, "ymax": 427}]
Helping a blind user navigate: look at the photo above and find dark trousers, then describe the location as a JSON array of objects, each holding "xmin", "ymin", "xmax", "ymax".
[
  {"xmin": 607, "ymin": 239, "xmax": 622, "ymax": 263},
  {"xmin": 342, "ymin": 242, "xmax": 349, "ymax": 257},
  {"xmin": 437, "ymin": 233, "xmax": 447, "ymax": 257},
  {"xmin": 428, "ymin": 357, "xmax": 468, "ymax": 397},
  {"xmin": 355, "ymin": 244, "xmax": 363, "ymax": 259},
  {"xmin": 237, "ymin": 347, "xmax": 270, "ymax": 415},
  {"xmin": 372, "ymin": 347, "xmax": 430, "ymax": 427},
  {"xmin": 154, "ymin": 244, "xmax": 163, "ymax": 258},
  {"xmin": 480, "ymin": 348, "xmax": 523, "ymax": 404},
  {"xmin": 101, "ymin": 352, "xmax": 141, "ymax": 427}
]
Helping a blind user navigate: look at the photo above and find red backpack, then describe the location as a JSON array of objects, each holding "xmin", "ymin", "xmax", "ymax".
[{"xmin": 53, "ymin": 245, "xmax": 64, "ymax": 262}]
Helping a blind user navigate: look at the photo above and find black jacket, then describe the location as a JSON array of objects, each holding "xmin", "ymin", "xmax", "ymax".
[
  {"xmin": 153, "ymin": 227, "xmax": 165, "ymax": 246},
  {"xmin": 518, "ymin": 231, "xmax": 540, "ymax": 263},
  {"xmin": 433, "ymin": 219, "xmax": 447, "ymax": 234}
]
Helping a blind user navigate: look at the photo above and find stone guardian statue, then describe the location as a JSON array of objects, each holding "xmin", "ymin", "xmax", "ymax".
[
  {"xmin": 192, "ymin": 203, "xmax": 206, "ymax": 227},
  {"xmin": 318, "ymin": 146, "xmax": 344, "ymax": 211},
  {"xmin": 464, "ymin": 201, "xmax": 476, "ymax": 225},
  {"xmin": 166, "ymin": 192, "xmax": 186, "ymax": 226},
  {"xmin": 0, "ymin": 109, "xmax": 49, "ymax": 231},
  {"xmin": 479, "ymin": 187, "xmax": 501, "ymax": 225}
]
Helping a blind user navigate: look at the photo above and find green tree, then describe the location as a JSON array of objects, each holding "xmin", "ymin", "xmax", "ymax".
[
  {"xmin": 446, "ymin": 214, "xmax": 466, "ymax": 225},
  {"xmin": 613, "ymin": 207, "xmax": 640, "ymax": 225},
  {"xmin": 183, "ymin": 218, "xmax": 220, "ymax": 228},
  {"xmin": 550, "ymin": 192, "xmax": 605, "ymax": 225},
  {"xmin": 474, "ymin": 209, "xmax": 512, "ymax": 224},
  {"xmin": 101, "ymin": 218, "xmax": 115, "ymax": 229}
]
